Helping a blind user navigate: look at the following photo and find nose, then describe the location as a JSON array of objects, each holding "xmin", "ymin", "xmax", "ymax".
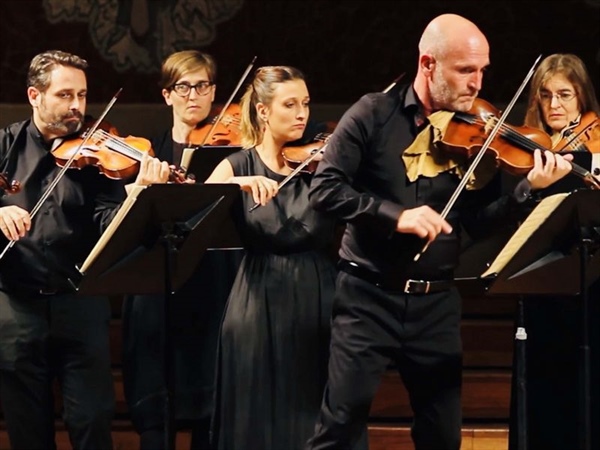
[
  {"xmin": 69, "ymin": 96, "xmax": 81, "ymax": 111},
  {"xmin": 188, "ymin": 87, "xmax": 200, "ymax": 99},
  {"xmin": 550, "ymin": 95, "xmax": 562, "ymax": 108},
  {"xmin": 469, "ymin": 71, "xmax": 484, "ymax": 92},
  {"xmin": 296, "ymin": 104, "xmax": 308, "ymax": 120}
]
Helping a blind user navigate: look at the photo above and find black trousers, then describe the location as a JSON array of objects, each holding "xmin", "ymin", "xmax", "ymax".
[
  {"xmin": 305, "ymin": 271, "xmax": 463, "ymax": 450},
  {"xmin": 0, "ymin": 290, "xmax": 114, "ymax": 450}
]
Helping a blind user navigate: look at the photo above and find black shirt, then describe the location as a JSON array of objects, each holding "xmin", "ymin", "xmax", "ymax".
[
  {"xmin": 0, "ymin": 119, "xmax": 125, "ymax": 293},
  {"xmin": 309, "ymin": 84, "xmax": 530, "ymax": 279}
]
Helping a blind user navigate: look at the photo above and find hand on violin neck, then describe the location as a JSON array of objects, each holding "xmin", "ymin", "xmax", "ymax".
[
  {"xmin": 526, "ymin": 149, "xmax": 573, "ymax": 190},
  {"xmin": 169, "ymin": 165, "xmax": 196, "ymax": 184},
  {"xmin": 134, "ymin": 153, "xmax": 171, "ymax": 186}
]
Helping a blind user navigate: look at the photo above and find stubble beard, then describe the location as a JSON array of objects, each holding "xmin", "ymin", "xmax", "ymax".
[{"xmin": 39, "ymin": 98, "xmax": 83, "ymax": 136}]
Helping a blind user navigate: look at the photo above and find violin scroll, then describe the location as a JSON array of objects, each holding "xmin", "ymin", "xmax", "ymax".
[
  {"xmin": 555, "ymin": 111, "xmax": 600, "ymax": 153},
  {"xmin": 0, "ymin": 173, "xmax": 21, "ymax": 196}
]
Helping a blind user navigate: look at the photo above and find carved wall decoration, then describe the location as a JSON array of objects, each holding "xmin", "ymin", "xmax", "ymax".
[
  {"xmin": 42, "ymin": 0, "xmax": 244, "ymax": 73},
  {"xmin": 0, "ymin": 1, "xmax": 597, "ymax": 105}
]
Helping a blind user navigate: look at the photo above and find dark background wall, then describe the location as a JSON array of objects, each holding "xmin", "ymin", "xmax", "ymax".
[{"xmin": 1, "ymin": 0, "xmax": 599, "ymax": 115}]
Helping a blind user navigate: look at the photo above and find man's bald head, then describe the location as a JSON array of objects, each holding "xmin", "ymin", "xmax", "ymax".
[
  {"xmin": 414, "ymin": 14, "xmax": 490, "ymax": 114},
  {"xmin": 418, "ymin": 14, "xmax": 489, "ymax": 61}
]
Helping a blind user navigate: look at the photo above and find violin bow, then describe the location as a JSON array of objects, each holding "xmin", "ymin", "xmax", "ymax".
[
  {"xmin": 414, "ymin": 54, "xmax": 543, "ymax": 261},
  {"xmin": 195, "ymin": 56, "xmax": 257, "ymax": 149},
  {"xmin": 382, "ymin": 72, "xmax": 406, "ymax": 94},
  {"xmin": 249, "ymin": 72, "xmax": 406, "ymax": 212},
  {"xmin": 0, "ymin": 89, "xmax": 122, "ymax": 261}
]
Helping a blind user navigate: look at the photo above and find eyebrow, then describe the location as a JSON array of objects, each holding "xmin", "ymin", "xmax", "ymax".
[
  {"xmin": 540, "ymin": 87, "xmax": 575, "ymax": 92},
  {"xmin": 176, "ymin": 80, "xmax": 211, "ymax": 84}
]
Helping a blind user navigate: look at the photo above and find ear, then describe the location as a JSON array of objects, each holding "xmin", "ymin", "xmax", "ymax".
[
  {"xmin": 161, "ymin": 88, "xmax": 173, "ymax": 106},
  {"xmin": 210, "ymin": 84, "xmax": 216, "ymax": 103},
  {"xmin": 27, "ymin": 87, "xmax": 41, "ymax": 108},
  {"xmin": 256, "ymin": 102, "xmax": 269, "ymax": 121},
  {"xmin": 420, "ymin": 54, "xmax": 436, "ymax": 77}
]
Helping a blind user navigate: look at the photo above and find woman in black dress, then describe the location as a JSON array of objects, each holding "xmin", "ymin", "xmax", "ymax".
[
  {"xmin": 121, "ymin": 50, "xmax": 243, "ymax": 450},
  {"xmin": 206, "ymin": 66, "xmax": 339, "ymax": 450}
]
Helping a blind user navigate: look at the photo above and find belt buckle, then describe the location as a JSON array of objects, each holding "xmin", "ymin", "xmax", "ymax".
[
  {"xmin": 38, "ymin": 288, "xmax": 58, "ymax": 295},
  {"xmin": 403, "ymin": 279, "xmax": 429, "ymax": 294}
]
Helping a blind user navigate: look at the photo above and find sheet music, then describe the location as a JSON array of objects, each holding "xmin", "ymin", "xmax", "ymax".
[
  {"xmin": 180, "ymin": 146, "xmax": 197, "ymax": 171},
  {"xmin": 481, "ymin": 192, "xmax": 570, "ymax": 278},
  {"xmin": 79, "ymin": 184, "xmax": 147, "ymax": 274}
]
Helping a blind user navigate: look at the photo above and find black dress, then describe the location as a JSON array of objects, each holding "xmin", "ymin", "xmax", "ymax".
[
  {"xmin": 213, "ymin": 148, "xmax": 337, "ymax": 450},
  {"xmin": 121, "ymin": 131, "xmax": 244, "ymax": 441}
]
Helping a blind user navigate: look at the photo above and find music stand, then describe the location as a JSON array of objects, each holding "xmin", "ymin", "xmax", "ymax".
[
  {"xmin": 71, "ymin": 183, "xmax": 240, "ymax": 450},
  {"xmin": 183, "ymin": 145, "xmax": 242, "ymax": 183},
  {"xmin": 183, "ymin": 145, "xmax": 243, "ymax": 249},
  {"xmin": 480, "ymin": 189, "xmax": 600, "ymax": 450}
]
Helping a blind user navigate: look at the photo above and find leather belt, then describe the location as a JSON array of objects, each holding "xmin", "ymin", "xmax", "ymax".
[
  {"xmin": 38, "ymin": 288, "xmax": 59, "ymax": 295},
  {"xmin": 338, "ymin": 259, "xmax": 454, "ymax": 294}
]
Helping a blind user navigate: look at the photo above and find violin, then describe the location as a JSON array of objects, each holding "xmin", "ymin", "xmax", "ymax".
[
  {"xmin": 441, "ymin": 98, "xmax": 600, "ymax": 189},
  {"xmin": 554, "ymin": 111, "xmax": 600, "ymax": 153},
  {"xmin": 282, "ymin": 132, "xmax": 331, "ymax": 173},
  {"xmin": 248, "ymin": 72, "xmax": 406, "ymax": 212},
  {"xmin": 0, "ymin": 173, "xmax": 21, "ymax": 196},
  {"xmin": 51, "ymin": 119, "xmax": 187, "ymax": 183},
  {"xmin": 187, "ymin": 103, "xmax": 242, "ymax": 146}
]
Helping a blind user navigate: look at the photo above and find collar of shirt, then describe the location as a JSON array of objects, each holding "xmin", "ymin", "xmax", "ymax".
[
  {"xmin": 403, "ymin": 86, "xmax": 427, "ymax": 133},
  {"xmin": 27, "ymin": 119, "xmax": 54, "ymax": 152}
]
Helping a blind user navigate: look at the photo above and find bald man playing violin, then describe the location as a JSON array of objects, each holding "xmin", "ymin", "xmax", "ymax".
[
  {"xmin": 305, "ymin": 14, "xmax": 572, "ymax": 450},
  {"xmin": 0, "ymin": 50, "xmax": 169, "ymax": 450}
]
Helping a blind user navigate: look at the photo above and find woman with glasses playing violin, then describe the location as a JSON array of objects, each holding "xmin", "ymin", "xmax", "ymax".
[
  {"xmin": 524, "ymin": 53, "xmax": 600, "ymax": 151},
  {"xmin": 121, "ymin": 50, "xmax": 243, "ymax": 450},
  {"xmin": 508, "ymin": 53, "xmax": 600, "ymax": 450}
]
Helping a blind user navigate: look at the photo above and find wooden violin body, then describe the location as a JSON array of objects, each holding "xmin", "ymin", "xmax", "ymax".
[
  {"xmin": 282, "ymin": 132, "xmax": 331, "ymax": 173},
  {"xmin": 51, "ymin": 120, "xmax": 155, "ymax": 180},
  {"xmin": 51, "ymin": 119, "xmax": 188, "ymax": 183},
  {"xmin": 187, "ymin": 103, "xmax": 242, "ymax": 146},
  {"xmin": 440, "ymin": 98, "xmax": 600, "ymax": 189},
  {"xmin": 0, "ymin": 173, "xmax": 21, "ymax": 195}
]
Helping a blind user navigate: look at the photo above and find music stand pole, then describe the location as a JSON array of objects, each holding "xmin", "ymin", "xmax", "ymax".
[
  {"xmin": 72, "ymin": 183, "xmax": 241, "ymax": 450},
  {"xmin": 578, "ymin": 229, "xmax": 593, "ymax": 450},
  {"xmin": 481, "ymin": 190, "xmax": 600, "ymax": 450},
  {"xmin": 514, "ymin": 296, "xmax": 528, "ymax": 450},
  {"xmin": 160, "ymin": 224, "xmax": 181, "ymax": 450}
]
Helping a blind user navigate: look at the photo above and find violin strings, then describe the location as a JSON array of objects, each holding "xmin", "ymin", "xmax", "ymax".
[
  {"xmin": 211, "ymin": 115, "xmax": 241, "ymax": 126},
  {"xmin": 467, "ymin": 115, "xmax": 542, "ymax": 154},
  {"xmin": 94, "ymin": 129, "xmax": 146, "ymax": 161},
  {"xmin": 467, "ymin": 115, "xmax": 592, "ymax": 180}
]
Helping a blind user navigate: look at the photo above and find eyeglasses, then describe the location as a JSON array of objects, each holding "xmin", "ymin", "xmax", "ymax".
[
  {"xmin": 539, "ymin": 90, "xmax": 576, "ymax": 104},
  {"xmin": 171, "ymin": 81, "xmax": 214, "ymax": 97}
]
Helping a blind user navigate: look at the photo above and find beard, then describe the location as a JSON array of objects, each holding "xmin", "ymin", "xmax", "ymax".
[
  {"xmin": 430, "ymin": 67, "xmax": 476, "ymax": 113},
  {"xmin": 39, "ymin": 98, "xmax": 84, "ymax": 136}
]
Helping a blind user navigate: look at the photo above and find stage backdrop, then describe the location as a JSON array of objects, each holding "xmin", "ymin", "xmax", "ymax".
[{"xmin": 1, "ymin": 0, "xmax": 598, "ymax": 133}]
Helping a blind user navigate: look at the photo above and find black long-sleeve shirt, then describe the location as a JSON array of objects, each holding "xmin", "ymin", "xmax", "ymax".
[
  {"xmin": 0, "ymin": 119, "xmax": 125, "ymax": 293},
  {"xmin": 309, "ymin": 84, "xmax": 530, "ymax": 279}
]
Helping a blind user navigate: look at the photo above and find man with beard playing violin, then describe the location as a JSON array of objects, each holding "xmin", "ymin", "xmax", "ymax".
[
  {"xmin": 305, "ymin": 14, "xmax": 573, "ymax": 450},
  {"xmin": 0, "ymin": 50, "xmax": 169, "ymax": 450}
]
